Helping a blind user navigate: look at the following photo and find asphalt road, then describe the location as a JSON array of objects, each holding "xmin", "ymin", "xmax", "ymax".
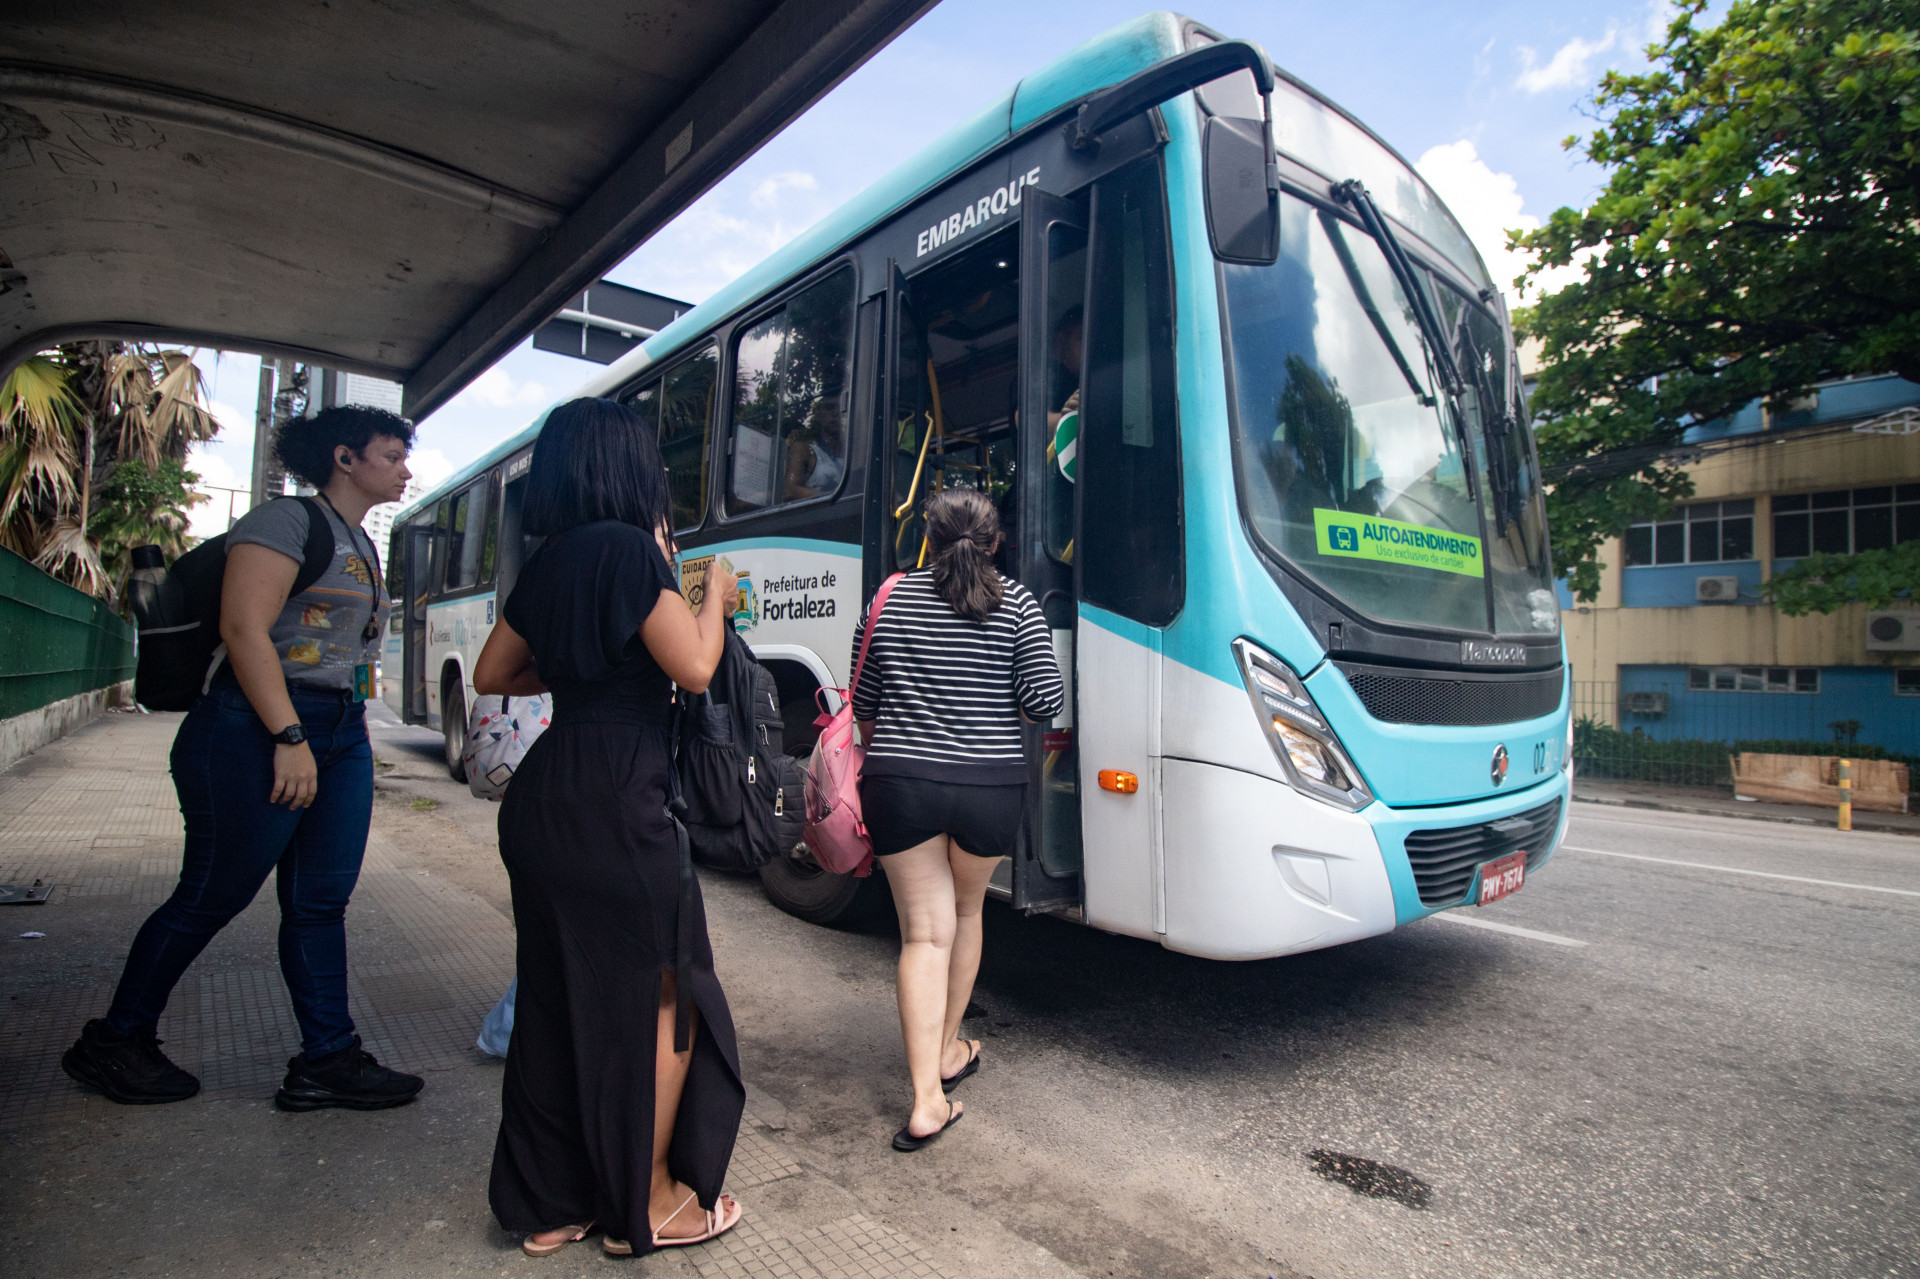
[{"xmin": 369, "ymin": 708, "xmax": 1918, "ymax": 1279}]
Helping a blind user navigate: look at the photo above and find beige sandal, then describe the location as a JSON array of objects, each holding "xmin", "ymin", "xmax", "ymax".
[
  {"xmin": 645, "ymin": 1190, "xmax": 742, "ymax": 1249},
  {"xmin": 521, "ymin": 1221, "xmax": 593, "ymax": 1257}
]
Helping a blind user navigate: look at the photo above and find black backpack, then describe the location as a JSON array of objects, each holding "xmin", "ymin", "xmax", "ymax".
[
  {"xmin": 131, "ymin": 496, "xmax": 335, "ymax": 711},
  {"xmin": 674, "ymin": 628, "xmax": 806, "ymax": 873}
]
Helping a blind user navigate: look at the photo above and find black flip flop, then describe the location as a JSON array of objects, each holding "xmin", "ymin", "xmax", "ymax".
[
  {"xmin": 941, "ymin": 1040, "xmax": 981, "ymax": 1093},
  {"xmin": 892, "ymin": 1099, "xmax": 963, "ymax": 1151}
]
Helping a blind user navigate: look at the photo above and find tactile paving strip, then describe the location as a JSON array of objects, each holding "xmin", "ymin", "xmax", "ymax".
[
  {"xmin": 728, "ymin": 1125, "xmax": 805, "ymax": 1190},
  {"xmin": 0, "ymin": 714, "xmax": 963, "ymax": 1279},
  {"xmin": 0, "ymin": 715, "xmax": 513, "ymax": 1119},
  {"xmin": 690, "ymin": 1214, "xmax": 830, "ymax": 1279},
  {"xmin": 788, "ymin": 1215, "xmax": 950, "ymax": 1279}
]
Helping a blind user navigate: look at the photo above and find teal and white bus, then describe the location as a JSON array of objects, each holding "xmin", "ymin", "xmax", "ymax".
[{"xmin": 385, "ymin": 12, "xmax": 1570, "ymax": 959}]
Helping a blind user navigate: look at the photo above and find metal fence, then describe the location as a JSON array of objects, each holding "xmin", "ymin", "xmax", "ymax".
[
  {"xmin": 0, "ymin": 547, "xmax": 135, "ymax": 721},
  {"xmin": 1571, "ymin": 680, "xmax": 1917, "ymax": 791}
]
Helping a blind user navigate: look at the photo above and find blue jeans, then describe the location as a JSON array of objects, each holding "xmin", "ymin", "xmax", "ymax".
[{"xmin": 105, "ymin": 680, "xmax": 373, "ymax": 1057}]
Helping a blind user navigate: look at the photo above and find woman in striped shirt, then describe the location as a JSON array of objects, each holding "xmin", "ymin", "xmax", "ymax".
[{"xmin": 850, "ymin": 489, "xmax": 1064, "ymax": 1151}]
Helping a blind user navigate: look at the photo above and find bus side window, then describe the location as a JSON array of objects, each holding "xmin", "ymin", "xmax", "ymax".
[
  {"xmin": 726, "ymin": 265, "xmax": 855, "ymax": 515},
  {"xmin": 386, "ymin": 523, "xmax": 407, "ymax": 631},
  {"xmin": 429, "ymin": 499, "xmax": 450, "ymax": 597},
  {"xmin": 479, "ymin": 469, "xmax": 501, "ymax": 584},
  {"xmin": 662, "ymin": 345, "xmax": 716, "ymax": 531},
  {"xmin": 444, "ymin": 479, "xmax": 491, "ymax": 593},
  {"xmin": 497, "ymin": 474, "xmax": 530, "ymax": 601},
  {"xmin": 1080, "ymin": 157, "xmax": 1182, "ymax": 625}
]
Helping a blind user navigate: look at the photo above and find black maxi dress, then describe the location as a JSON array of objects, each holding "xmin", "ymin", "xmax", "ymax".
[{"xmin": 488, "ymin": 521, "xmax": 743, "ymax": 1250}]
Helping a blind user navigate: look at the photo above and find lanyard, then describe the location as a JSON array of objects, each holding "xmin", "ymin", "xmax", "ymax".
[{"xmin": 316, "ymin": 493, "xmax": 387, "ymax": 642}]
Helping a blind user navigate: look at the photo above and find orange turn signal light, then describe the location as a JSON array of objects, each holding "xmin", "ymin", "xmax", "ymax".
[{"xmin": 1098, "ymin": 769, "xmax": 1139, "ymax": 793}]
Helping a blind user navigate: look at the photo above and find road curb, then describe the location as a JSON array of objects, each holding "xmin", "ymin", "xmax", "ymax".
[{"xmin": 1571, "ymin": 792, "xmax": 1918, "ymax": 838}]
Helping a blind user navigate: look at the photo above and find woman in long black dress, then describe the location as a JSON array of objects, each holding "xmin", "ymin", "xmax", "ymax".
[{"xmin": 473, "ymin": 397, "xmax": 744, "ymax": 1258}]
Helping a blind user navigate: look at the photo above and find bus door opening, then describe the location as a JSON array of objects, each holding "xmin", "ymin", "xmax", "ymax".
[
  {"xmin": 400, "ymin": 520, "xmax": 439, "ymax": 723},
  {"xmin": 884, "ymin": 227, "xmax": 1022, "ymax": 577}
]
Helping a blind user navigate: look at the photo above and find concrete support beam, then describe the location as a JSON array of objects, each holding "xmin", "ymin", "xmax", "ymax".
[{"xmin": 404, "ymin": 0, "xmax": 938, "ymax": 419}]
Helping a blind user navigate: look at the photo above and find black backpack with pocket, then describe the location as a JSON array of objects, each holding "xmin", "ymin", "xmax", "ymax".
[
  {"xmin": 131, "ymin": 496, "xmax": 335, "ymax": 710},
  {"xmin": 674, "ymin": 627, "xmax": 806, "ymax": 873}
]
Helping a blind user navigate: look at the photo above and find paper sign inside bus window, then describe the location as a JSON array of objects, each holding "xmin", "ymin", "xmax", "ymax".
[{"xmin": 1313, "ymin": 509, "xmax": 1484, "ymax": 578}]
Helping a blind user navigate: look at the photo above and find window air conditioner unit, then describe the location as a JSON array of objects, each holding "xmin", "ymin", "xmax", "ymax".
[
  {"xmin": 1623, "ymin": 691, "xmax": 1667, "ymax": 716},
  {"xmin": 1865, "ymin": 611, "xmax": 1920, "ymax": 652},
  {"xmin": 1695, "ymin": 575, "xmax": 1740, "ymax": 603}
]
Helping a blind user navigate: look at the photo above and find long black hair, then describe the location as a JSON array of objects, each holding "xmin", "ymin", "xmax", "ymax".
[
  {"xmin": 521, "ymin": 397, "xmax": 670, "ymax": 538},
  {"xmin": 923, "ymin": 488, "xmax": 1003, "ymax": 622}
]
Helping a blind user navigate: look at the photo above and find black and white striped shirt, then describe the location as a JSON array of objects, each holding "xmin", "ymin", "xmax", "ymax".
[{"xmin": 849, "ymin": 571, "xmax": 1065, "ymax": 784}]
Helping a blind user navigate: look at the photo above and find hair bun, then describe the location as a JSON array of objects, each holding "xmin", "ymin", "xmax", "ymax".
[{"xmin": 922, "ymin": 489, "xmax": 1003, "ymax": 623}]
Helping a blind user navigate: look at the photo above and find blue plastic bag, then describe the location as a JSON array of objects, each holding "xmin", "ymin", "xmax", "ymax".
[{"xmin": 477, "ymin": 977, "xmax": 517, "ymax": 1057}]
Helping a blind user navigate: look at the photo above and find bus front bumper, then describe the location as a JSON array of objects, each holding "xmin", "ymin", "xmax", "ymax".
[{"xmin": 1156, "ymin": 758, "xmax": 1571, "ymax": 960}]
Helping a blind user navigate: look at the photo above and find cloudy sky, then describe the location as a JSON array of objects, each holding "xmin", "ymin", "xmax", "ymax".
[{"xmin": 191, "ymin": 0, "xmax": 1688, "ymax": 536}]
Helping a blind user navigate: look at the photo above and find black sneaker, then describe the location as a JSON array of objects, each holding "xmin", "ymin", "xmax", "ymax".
[
  {"xmin": 275, "ymin": 1036, "xmax": 423, "ymax": 1111},
  {"xmin": 61, "ymin": 1019, "xmax": 200, "ymax": 1105}
]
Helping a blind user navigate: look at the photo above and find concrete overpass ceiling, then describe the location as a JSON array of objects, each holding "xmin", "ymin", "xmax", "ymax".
[{"xmin": 1, "ymin": 0, "xmax": 938, "ymax": 417}]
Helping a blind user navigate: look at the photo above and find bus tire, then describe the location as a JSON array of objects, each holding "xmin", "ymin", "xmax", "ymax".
[
  {"xmin": 759, "ymin": 840, "xmax": 890, "ymax": 928},
  {"xmin": 442, "ymin": 678, "xmax": 468, "ymax": 783}
]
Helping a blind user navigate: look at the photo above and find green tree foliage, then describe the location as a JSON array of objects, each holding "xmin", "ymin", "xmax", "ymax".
[
  {"xmin": 1763, "ymin": 540, "xmax": 1920, "ymax": 613},
  {"xmin": 1515, "ymin": 0, "xmax": 1920, "ymax": 601},
  {"xmin": 0, "ymin": 343, "xmax": 218, "ymax": 599},
  {"xmin": 89, "ymin": 458, "xmax": 205, "ymax": 590}
]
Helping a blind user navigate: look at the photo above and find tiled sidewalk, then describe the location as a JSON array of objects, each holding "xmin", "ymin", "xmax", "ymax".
[{"xmin": 0, "ymin": 712, "xmax": 959, "ymax": 1278}]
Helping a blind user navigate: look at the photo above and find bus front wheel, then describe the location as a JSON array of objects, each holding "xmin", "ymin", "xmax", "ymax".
[
  {"xmin": 759, "ymin": 840, "xmax": 890, "ymax": 928},
  {"xmin": 442, "ymin": 679, "xmax": 468, "ymax": 783}
]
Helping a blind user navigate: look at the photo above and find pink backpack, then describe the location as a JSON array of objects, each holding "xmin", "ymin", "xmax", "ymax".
[{"xmin": 803, "ymin": 573, "xmax": 904, "ymax": 878}]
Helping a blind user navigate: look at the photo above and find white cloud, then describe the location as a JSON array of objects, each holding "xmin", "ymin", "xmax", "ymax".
[
  {"xmin": 1514, "ymin": 28, "xmax": 1617, "ymax": 94},
  {"xmin": 614, "ymin": 167, "xmax": 831, "ymax": 304},
  {"xmin": 460, "ymin": 365, "xmax": 550, "ymax": 409},
  {"xmin": 751, "ymin": 171, "xmax": 818, "ymax": 210},
  {"xmin": 189, "ymin": 443, "xmax": 243, "ymax": 490},
  {"xmin": 185, "ymin": 440, "xmax": 249, "ymax": 540},
  {"xmin": 407, "ymin": 447, "xmax": 456, "ymax": 492},
  {"xmin": 205, "ymin": 397, "xmax": 253, "ymax": 448},
  {"xmin": 1642, "ymin": 0, "xmax": 1683, "ymax": 46},
  {"xmin": 1415, "ymin": 139, "xmax": 1585, "ymax": 306}
]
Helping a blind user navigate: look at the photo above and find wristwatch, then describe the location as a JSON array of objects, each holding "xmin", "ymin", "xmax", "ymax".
[{"xmin": 272, "ymin": 724, "xmax": 308, "ymax": 746}]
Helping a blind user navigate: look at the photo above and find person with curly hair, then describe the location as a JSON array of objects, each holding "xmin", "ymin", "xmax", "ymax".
[{"xmin": 63, "ymin": 405, "xmax": 425, "ymax": 1112}]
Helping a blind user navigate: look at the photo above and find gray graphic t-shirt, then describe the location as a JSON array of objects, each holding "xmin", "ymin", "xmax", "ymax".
[{"xmin": 226, "ymin": 498, "xmax": 390, "ymax": 690}]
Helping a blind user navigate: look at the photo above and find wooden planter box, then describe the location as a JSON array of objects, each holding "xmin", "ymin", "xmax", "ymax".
[{"xmin": 1730, "ymin": 753, "xmax": 1911, "ymax": 814}]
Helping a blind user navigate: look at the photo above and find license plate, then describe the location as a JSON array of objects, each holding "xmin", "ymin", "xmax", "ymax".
[{"xmin": 1477, "ymin": 851, "xmax": 1526, "ymax": 905}]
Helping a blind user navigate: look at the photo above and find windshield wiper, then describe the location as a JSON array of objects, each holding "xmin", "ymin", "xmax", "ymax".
[
  {"xmin": 1319, "ymin": 211, "xmax": 1432, "ymax": 407},
  {"xmin": 1331, "ymin": 181, "xmax": 1463, "ymax": 398}
]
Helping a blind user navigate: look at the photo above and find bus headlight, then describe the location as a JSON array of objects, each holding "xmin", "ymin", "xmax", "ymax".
[{"xmin": 1232, "ymin": 639, "xmax": 1373, "ymax": 811}]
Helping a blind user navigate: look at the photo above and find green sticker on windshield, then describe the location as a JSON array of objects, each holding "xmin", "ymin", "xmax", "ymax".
[{"xmin": 1313, "ymin": 509, "xmax": 1484, "ymax": 578}]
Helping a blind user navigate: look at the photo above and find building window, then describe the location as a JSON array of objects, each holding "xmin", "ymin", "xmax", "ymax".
[
  {"xmin": 1896, "ymin": 669, "xmax": 1920, "ymax": 698},
  {"xmin": 1774, "ymin": 484, "xmax": 1920, "ymax": 558},
  {"xmin": 1623, "ymin": 500, "xmax": 1754, "ymax": 566},
  {"xmin": 1688, "ymin": 666, "xmax": 1819, "ymax": 693}
]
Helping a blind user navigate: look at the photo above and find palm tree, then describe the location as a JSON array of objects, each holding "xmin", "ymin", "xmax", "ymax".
[{"xmin": 0, "ymin": 343, "xmax": 220, "ymax": 600}]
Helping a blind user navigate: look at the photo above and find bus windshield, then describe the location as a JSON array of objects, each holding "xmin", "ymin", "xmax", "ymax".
[
  {"xmin": 1224, "ymin": 192, "xmax": 1559, "ymax": 637},
  {"xmin": 1270, "ymin": 78, "xmax": 1488, "ymax": 291}
]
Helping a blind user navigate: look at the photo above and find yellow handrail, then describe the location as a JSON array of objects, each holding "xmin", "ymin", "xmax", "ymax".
[{"xmin": 893, "ymin": 409, "xmax": 935, "ymax": 520}]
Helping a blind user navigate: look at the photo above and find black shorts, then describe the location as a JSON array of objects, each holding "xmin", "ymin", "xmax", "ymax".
[{"xmin": 860, "ymin": 776, "xmax": 1026, "ymax": 860}]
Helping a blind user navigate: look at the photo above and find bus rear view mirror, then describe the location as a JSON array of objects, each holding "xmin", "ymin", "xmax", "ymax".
[
  {"xmin": 1067, "ymin": 40, "xmax": 1280, "ymax": 266},
  {"xmin": 1205, "ymin": 116, "xmax": 1280, "ymax": 265}
]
